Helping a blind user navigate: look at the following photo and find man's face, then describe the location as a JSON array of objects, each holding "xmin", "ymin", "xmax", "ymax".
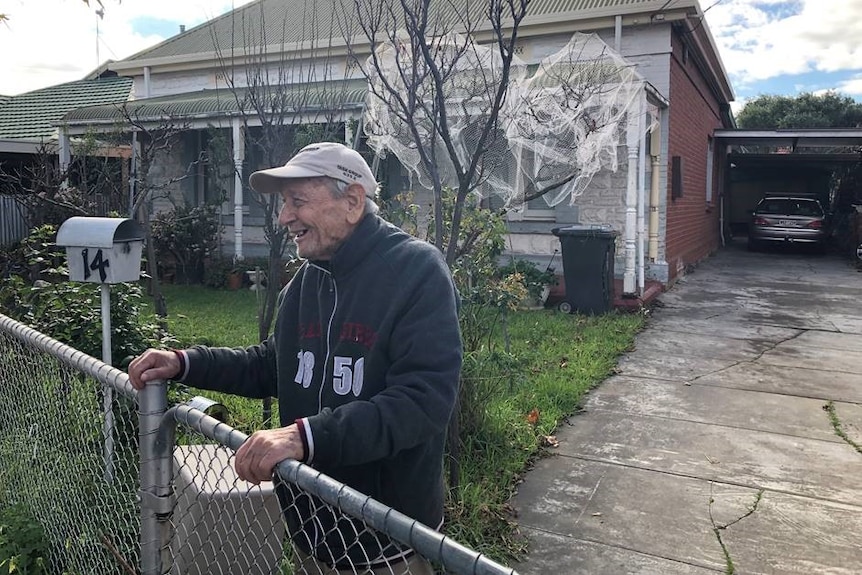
[{"xmin": 277, "ymin": 178, "xmax": 363, "ymax": 260}]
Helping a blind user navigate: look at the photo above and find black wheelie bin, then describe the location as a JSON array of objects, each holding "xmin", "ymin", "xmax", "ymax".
[{"xmin": 551, "ymin": 225, "xmax": 618, "ymax": 315}]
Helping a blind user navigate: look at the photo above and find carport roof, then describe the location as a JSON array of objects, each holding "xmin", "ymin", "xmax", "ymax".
[{"xmin": 714, "ymin": 128, "xmax": 862, "ymax": 150}]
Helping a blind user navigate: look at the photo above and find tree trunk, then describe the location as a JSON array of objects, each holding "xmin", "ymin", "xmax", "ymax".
[
  {"xmin": 259, "ymin": 231, "xmax": 286, "ymax": 428},
  {"xmin": 140, "ymin": 204, "xmax": 168, "ymax": 323}
]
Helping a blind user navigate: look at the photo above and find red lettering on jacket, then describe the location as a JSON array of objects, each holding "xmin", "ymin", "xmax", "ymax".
[
  {"xmin": 339, "ymin": 322, "xmax": 378, "ymax": 348},
  {"xmin": 298, "ymin": 322, "xmax": 322, "ymax": 340}
]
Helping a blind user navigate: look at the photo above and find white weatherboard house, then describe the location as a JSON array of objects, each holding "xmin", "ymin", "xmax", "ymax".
[{"xmin": 58, "ymin": 0, "xmax": 733, "ymax": 293}]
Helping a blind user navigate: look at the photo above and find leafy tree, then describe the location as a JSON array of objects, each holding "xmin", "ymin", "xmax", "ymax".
[{"xmin": 736, "ymin": 92, "xmax": 862, "ymax": 129}]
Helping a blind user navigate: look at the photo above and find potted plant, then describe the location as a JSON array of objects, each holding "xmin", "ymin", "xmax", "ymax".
[{"xmin": 204, "ymin": 256, "xmax": 247, "ymax": 290}]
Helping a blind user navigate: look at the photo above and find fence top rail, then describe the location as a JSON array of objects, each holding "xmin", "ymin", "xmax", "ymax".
[
  {"xmin": 164, "ymin": 403, "xmax": 519, "ymax": 575},
  {"xmin": 0, "ymin": 312, "xmax": 136, "ymax": 399}
]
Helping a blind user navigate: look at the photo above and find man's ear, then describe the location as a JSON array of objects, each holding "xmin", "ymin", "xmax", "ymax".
[{"xmin": 344, "ymin": 183, "xmax": 366, "ymax": 224}]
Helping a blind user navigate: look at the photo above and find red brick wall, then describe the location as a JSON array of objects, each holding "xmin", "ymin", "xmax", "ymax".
[{"xmin": 666, "ymin": 30, "xmax": 724, "ymax": 282}]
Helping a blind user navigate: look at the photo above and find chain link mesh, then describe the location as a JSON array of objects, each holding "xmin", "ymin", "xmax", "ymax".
[
  {"xmin": 168, "ymin": 441, "xmax": 288, "ymax": 574},
  {"xmin": 0, "ymin": 321, "xmax": 140, "ymax": 575},
  {"xmin": 1, "ymin": 313, "xmax": 517, "ymax": 575},
  {"xmin": 166, "ymin": 413, "xmax": 515, "ymax": 575}
]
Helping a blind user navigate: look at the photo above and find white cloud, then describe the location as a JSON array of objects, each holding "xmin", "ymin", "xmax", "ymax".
[
  {"xmin": 0, "ymin": 0, "xmax": 254, "ymax": 96},
  {"xmin": 835, "ymin": 75, "xmax": 862, "ymax": 97},
  {"xmin": 704, "ymin": 0, "xmax": 862, "ymax": 84}
]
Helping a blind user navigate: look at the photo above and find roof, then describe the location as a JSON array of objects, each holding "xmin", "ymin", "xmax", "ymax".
[
  {"xmin": 120, "ymin": 0, "xmax": 700, "ymax": 64},
  {"xmin": 0, "ymin": 76, "xmax": 133, "ymax": 141},
  {"xmin": 63, "ymin": 79, "xmax": 367, "ymax": 127},
  {"xmin": 714, "ymin": 129, "xmax": 862, "ymax": 150}
]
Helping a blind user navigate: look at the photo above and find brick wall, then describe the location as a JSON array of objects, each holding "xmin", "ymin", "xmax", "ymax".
[{"xmin": 665, "ymin": 30, "xmax": 723, "ymax": 282}]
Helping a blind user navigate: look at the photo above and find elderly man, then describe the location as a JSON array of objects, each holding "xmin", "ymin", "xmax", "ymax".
[{"xmin": 128, "ymin": 142, "xmax": 462, "ymax": 574}]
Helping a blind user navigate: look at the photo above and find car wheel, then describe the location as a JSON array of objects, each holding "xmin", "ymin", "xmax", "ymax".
[{"xmin": 558, "ymin": 301, "xmax": 573, "ymax": 314}]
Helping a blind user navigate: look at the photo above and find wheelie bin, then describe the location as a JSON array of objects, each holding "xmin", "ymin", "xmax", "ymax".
[{"xmin": 551, "ymin": 225, "xmax": 618, "ymax": 315}]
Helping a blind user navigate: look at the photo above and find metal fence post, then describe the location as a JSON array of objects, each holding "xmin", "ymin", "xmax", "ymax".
[{"xmin": 139, "ymin": 379, "xmax": 173, "ymax": 575}]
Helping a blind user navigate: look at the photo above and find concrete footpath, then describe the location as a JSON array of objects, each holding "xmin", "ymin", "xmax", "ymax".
[{"xmin": 511, "ymin": 240, "xmax": 862, "ymax": 574}]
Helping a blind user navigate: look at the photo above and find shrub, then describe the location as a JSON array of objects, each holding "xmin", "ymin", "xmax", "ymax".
[
  {"xmin": 496, "ymin": 258, "xmax": 557, "ymax": 301},
  {"xmin": 0, "ymin": 225, "xmax": 163, "ymax": 364},
  {"xmin": 203, "ymin": 256, "xmax": 235, "ymax": 289},
  {"xmin": 0, "ymin": 503, "xmax": 49, "ymax": 575},
  {"xmin": 151, "ymin": 203, "xmax": 222, "ymax": 284}
]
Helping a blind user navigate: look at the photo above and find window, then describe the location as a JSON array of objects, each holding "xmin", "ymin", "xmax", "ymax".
[
  {"xmin": 671, "ymin": 155, "xmax": 684, "ymax": 200},
  {"xmin": 509, "ymin": 145, "xmax": 555, "ymax": 220}
]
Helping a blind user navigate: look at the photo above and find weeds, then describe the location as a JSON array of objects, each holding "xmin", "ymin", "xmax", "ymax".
[
  {"xmin": 708, "ymin": 487, "xmax": 764, "ymax": 575},
  {"xmin": 823, "ymin": 401, "xmax": 862, "ymax": 455}
]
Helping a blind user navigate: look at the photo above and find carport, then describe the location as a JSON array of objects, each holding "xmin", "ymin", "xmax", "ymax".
[{"xmin": 714, "ymin": 129, "xmax": 862, "ymax": 248}]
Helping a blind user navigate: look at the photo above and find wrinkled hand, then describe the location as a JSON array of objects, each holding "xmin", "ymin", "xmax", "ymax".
[
  {"xmin": 235, "ymin": 425, "xmax": 306, "ymax": 484},
  {"xmin": 127, "ymin": 349, "xmax": 180, "ymax": 390}
]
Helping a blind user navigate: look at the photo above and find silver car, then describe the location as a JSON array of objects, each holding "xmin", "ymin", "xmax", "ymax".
[{"xmin": 748, "ymin": 196, "xmax": 828, "ymax": 250}]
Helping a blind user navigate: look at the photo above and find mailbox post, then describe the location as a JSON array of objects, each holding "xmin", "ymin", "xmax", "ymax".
[{"xmin": 57, "ymin": 217, "xmax": 144, "ymax": 482}]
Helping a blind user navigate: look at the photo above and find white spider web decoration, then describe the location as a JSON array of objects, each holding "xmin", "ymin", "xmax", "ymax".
[{"xmin": 363, "ymin": 31, "xmax": 649, "ymax": 208}]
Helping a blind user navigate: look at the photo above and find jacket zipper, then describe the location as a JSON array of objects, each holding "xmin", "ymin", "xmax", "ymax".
[{"xmin": 314, "ymin": 266, "xmax": 338, "ymax": 413}]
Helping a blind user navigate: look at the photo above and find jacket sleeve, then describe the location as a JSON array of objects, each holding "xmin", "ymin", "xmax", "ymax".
[
  {"xmin": 181, "ymin": 336, "xmax": 279, "ymax": 399},
  {"xmin": 179, "ymin": 277, "xmax": 300, "ymax": 399},
  {"xmin": 304, "ymin": 249, "xmax": 462, "ymax": 469}
]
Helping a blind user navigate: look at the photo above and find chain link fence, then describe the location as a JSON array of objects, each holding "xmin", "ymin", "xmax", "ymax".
[
  {"xmin": 0, "ymin": 313, "xmax": 140, "ymax": 574},
  {"xmin": 1, "ymin": 313, "xmax": 519, "ymax": 575}
]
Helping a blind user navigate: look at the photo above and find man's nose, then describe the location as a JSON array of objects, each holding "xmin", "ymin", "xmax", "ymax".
[{"xmin": 278, "ymin": 202, "xmax": 294, "ymax": 226}]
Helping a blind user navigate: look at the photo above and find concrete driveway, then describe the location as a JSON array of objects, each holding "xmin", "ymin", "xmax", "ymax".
[{"xmin": 511, "ymin": 240, "xmax": 862, "ymax": 574}]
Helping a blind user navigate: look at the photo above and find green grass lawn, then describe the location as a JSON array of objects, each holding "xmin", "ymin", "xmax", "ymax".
[
  {"xmin": 147, "ymin": 283, "xmax": 645, "ymax": 562},
  {"xmin": 148, "ymin": 284, "xmax": 262, "ymax": 348},
  {"xmin": 143, "ymin": 284, "xmax": 275, "ymax": 432}
]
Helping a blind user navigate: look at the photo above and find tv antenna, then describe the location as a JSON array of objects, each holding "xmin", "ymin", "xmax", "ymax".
[{"xmin": 95, "ymin": 7, "xmax": 105, "ymax": 69}]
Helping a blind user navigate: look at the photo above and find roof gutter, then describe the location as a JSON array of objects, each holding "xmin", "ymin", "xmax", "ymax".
[
  {"xmin": 59, "ymin": 103, "xmax": 367, "ymax": 135},
  {"xmin": 0, "ymin": 138, "xmax": 43, "ymax": 154}
]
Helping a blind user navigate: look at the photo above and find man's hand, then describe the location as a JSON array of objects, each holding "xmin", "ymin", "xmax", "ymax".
[
  {"xmin": 235, "ymin": 425, "xmax": 306, "ymax": 485},
  {"xmin": 127, "ymin": 349, "xmax": 181, "ymax": 390}
]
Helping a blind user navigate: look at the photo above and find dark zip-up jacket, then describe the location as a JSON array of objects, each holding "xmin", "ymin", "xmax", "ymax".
[{"xmin": 182, "ymin": 213, "xmax": 462, "ymax": 568}]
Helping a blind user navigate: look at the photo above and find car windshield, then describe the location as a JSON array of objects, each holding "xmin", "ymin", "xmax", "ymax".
[{"xmin": 757, "ymin": 199, "xmax": 823, "ymax": 217}]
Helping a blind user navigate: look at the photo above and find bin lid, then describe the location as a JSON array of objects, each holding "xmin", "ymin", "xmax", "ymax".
[{"xmin": 552, "ymin": 224, "xmax": 618, "ymax": 238}]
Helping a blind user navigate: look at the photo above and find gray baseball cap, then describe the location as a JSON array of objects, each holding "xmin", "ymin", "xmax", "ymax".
[{"xmin": 249, "ymin": 142, "xmax": 378, "ymax": 198}]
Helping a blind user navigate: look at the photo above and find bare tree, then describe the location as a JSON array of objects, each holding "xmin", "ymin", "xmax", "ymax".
[
  {"xmin": 339, "ymin": 0, "xmax": 646, "ymax": 488},
  {"xmin": 210, "ymin": 1, "xmax": 360, "ymax": 425},
  {"xmin": 0, "ymin": 133, "xmax": 130, "ymax": 230},
  {"xmin": 343, "ymin": 0, "xmax": 644, "ymax": 264},
  {"xmin": 118, "ymin": 105, "xmax": 193, "ymax": 321}
]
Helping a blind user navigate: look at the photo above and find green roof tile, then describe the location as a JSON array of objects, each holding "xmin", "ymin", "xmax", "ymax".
[
  {"xmin": 63, "ymin": 79, "xmax": 367, "ymax": 125},
  {"xmin": 0, "ymin": 76, "xmax": 133, "ymax": 141}
]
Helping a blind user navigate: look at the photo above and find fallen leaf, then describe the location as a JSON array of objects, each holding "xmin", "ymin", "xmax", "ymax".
[
  {"xmin": 526, "ymin": 408, "xmax": 540, "ymax": 426},
  {"xmin": 541, "ymin": 435, "xmax": 559, "ymax": 447}
]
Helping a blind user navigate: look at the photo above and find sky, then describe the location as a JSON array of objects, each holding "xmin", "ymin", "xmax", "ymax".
[
  {"xmin": 0, "ymin": 0, "xmax": 255, "ymax": 95},
  {"xmin": 702, "ymin": 0, "xmax": 862, "ymax": 110},
  {"xmin": 0, "ymin": 0, "xmax": 861, "ymax": 114}
]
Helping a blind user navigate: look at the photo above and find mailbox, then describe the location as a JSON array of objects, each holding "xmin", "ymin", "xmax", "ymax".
[{"xmin": 56, "ymin": 217, "xmax": 144, "ymax": 284}]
